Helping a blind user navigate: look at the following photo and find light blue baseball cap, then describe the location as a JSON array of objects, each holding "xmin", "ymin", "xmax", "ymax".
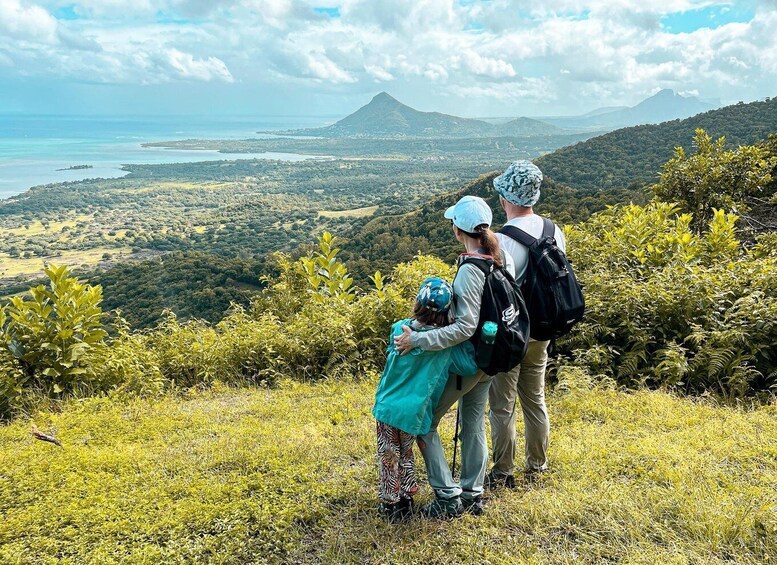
[{"xmin": 444, "ymin": 195, "xmax": 493, "ymax": 233}]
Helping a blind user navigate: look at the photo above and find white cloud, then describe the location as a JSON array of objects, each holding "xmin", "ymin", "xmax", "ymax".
[
  {"xmin": 458, "ymin": 51, "xmax": 517, "ymax": 79},
  {"xmin": 304, "ymin": 52, "xmax": 356, "ymax": 83},
  {"xmin": 2, "ymin": 0, "xmax": 776, "ymax": 113},
  {"xmin": 57, "ymin": 27, "xmax": 102, "ymax": 52},
  {"xmin": 161, "ymin": 48, "xmax": 233, "ymax": 82},
  {"xmin": 365, "ymin": 64, "xmax": 394, "ymax": 82},
  {"xmin": 423, "ymin": 63, "xmax": 448, "ymax": 81},
  {"xmin": 0, "ymin": 0, "xmax": 58, "ymax": 43}
]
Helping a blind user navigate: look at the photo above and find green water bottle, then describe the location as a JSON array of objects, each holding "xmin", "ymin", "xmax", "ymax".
[{"xmin": 477, "ymin": 321, "xmax": 498, "ymax": 367}]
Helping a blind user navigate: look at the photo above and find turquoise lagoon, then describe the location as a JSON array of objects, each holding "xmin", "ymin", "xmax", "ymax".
[{"xmin": 0, "ymin": 114, "xmax": 331, "ymax": 200}]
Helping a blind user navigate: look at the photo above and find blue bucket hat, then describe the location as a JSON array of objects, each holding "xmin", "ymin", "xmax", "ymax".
[
  {"xmin": 417, "ymin": 277, "xmax": 453, "ymax": 312},
  {"xmin": 443, "ymin": 195, "xmax": 493, "ymax": 233},
  {"xmin": 493, "ymin": 160, "xmax": 543, "ymax": 207}
]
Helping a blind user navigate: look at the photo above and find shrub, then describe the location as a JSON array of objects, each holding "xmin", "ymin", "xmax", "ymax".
[
  {"xmin": 3, "ymin": 264, "xmax": 107, "ymax": 400},
  {"xmin": 0, "ymin": 310, "xmax": 26, "ymax": 420},
  {"xmin": 562, "ymin": 202, "xmax": 777, "ymax": 396},
  {"xmin": 92, "ymin": 316, "xmax": 167, "ymax": 399},
  {"xmin": 653, "ymin": 129, "xmax": 776, "ymax": 232}
]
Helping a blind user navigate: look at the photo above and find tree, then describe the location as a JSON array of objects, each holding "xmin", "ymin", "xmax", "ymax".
[{"xmin": 653, "ymin": 129, "xmax": 776, "ymax": 232}]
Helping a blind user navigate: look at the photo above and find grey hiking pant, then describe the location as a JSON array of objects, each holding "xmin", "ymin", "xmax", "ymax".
[
  {"xmin": 488, "ymin": 339, "xmax": 550, "ymax": 475},
  {"xmin": 419, "ymin": 370, "xmax": 492, "ymax": 501}
]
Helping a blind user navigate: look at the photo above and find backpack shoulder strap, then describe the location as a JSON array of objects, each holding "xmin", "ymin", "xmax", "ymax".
[
  {"xmin": 458, "ymin": 255, "xmax": 494, "ymax": 278},
  {"xmin": 540, "ymin": 217, "xmax": 555, "ymax": 240},
  {"xmin": 498, "ymin": 224, "xmax": 537, "ymax": 248}
]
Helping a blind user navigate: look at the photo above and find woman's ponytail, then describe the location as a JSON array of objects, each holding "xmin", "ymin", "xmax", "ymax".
[
  {"xmin": 479, "ymin": 227, "xmax": 503, "ymax": 267},
  {"xmin": 466, "ymin": 224, "xmax": 503, "ymax": 267}
]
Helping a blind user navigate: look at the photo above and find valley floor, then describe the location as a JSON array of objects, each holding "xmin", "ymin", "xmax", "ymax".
[{"xmin": 1, "ymin": 379, "xmax": 775, "ymax": 564}]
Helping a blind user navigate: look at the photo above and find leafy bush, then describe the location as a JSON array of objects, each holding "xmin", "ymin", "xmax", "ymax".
[
  {"xmin": 1, "ymin": 265, "xmax": 108, "ymax": 410},
  {"xmin": 0, "ymin": 309, "xmax": 26, "ymax": 420},
  {"xmin": 653, "ymin": 129, "xmax": 776, "ymax": 231},
  {"xmin": 86, "ymin": 236, "xmax": 453, "ymax": 396},
  {"xmin": 562, "ymin": 202, "xmax": 777, "ymax": 396},
  {"xmin": 2, "ymin": 203, "xmax": 774, "ymax": 419},
  {"xmin": 92, "ymin": 316, "xmax": 167, "ymax": 399}
]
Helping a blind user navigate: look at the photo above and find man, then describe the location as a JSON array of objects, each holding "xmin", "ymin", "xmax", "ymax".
[{"xmin": 486, "ymin": 160, "xmax": 566, "ymax": 487}]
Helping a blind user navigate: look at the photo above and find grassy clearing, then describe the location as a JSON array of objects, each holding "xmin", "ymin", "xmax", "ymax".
[
  {"xmin": 129, "ymin": 181, "xmax": 235, "ymax": 194},
  {"xmin": 318, "ymin": 205, "xmax": 379, "ymax": 219},
  {"xmin": 0, "ymin": 215, "xmax": 93, "ymax": 237},
  {"xmin": 1, "ymin": 380, "xmax": 775, "ymax": 564},
  {"xmin": 0, "ymin": 247, "xmax": 134, "ymax": 278}
]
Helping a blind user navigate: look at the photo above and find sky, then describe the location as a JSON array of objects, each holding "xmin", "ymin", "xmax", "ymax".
[{"xmin": 0, "ymin": 0, "xmax": 775, "ymax": 118}]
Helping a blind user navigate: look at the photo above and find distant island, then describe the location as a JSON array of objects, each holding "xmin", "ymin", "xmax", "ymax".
[{"xmin": 57, "ymin": 165, "xmax": 93, "ymax": 171}]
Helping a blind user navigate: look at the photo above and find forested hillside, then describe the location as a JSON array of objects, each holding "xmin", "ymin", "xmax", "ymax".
[
  {"xmin": 340, "ymin": 172, "xmax": 642, "ymax": 280},
  {"xmin": 91, "ymin": 252, "xmax": 264, "ymax": 328},
  {"xmin": 536, "ymin": 97, "xmax": 777, "ymax": 192}
]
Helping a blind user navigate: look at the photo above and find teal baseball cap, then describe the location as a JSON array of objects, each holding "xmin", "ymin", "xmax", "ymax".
[
  {"xmin": 417, "ymin": 277, "xmax": 453, "ymax": 312},
  {"xmin": 444, "ymin": 195, "xmax": 493, "ymax": 233}
]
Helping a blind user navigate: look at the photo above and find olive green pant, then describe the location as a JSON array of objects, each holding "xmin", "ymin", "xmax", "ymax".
[{"xmin": 488, "ymin": 339, "xmax": 550, "ymax": 475}]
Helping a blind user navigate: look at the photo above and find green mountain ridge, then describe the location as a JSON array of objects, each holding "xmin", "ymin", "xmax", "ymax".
[{"xmin": 536, "ymin": 96, "xmax": 777, "ymax": 192}]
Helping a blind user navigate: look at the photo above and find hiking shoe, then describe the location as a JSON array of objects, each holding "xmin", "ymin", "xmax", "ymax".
[
  {"xmin": 484, "ymin": 469, "xmax": 515, "ymax": 490},
  {"xmin": 378, "ymin": 502, "xmax": 407, "ymax": 524},
  {"xmin": 523, "ymin": 468, "xmax": 546, "ymax": 486},
  {"xmin": 396, "ymin": 496, "xmax": 415, "ymax": 520},
  {"xmin": 461, "ymin": 496, "xmax": 484, "ymax": 516},
  {"xmin": 420, "ymin": 496, "xmax": 464, "ymax": 520}
]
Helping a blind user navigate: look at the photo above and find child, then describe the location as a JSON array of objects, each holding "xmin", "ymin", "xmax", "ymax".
[{"xmin": 373, "ymin": 276, "xmax": 478, "ymax": 523}]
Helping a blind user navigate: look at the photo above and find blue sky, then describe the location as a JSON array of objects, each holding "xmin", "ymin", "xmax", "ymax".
[{"xmin": 0, "ymin": 0, "xmax": 775, "ymax": 117}]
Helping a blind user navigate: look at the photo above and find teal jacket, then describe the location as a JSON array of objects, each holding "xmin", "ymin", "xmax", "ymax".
[{"xmin": 373, "ymin": 319, "xmax": 478, "ymax": 436}]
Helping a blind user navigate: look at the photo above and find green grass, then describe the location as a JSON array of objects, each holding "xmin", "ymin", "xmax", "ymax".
[
  {"xmin": 318, "ymin": 205, "xmax": 379, "ymax": 219},
  {"xmin": 0, "ymin": 247, "xmax": 134, "ymax": 278},
  {"xmin": 1, "ymin": 379, "xmax": 775, "ymax": 564}
]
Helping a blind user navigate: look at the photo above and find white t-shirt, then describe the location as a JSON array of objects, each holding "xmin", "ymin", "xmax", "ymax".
[{"xmin": 496, "ymin": 215, "xmax": 567, "ymax": 283}]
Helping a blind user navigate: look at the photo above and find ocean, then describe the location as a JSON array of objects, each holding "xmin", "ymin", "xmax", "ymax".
[{"xmin": 0, "ymin": 114, "xmax": 332, "ymax": 200}]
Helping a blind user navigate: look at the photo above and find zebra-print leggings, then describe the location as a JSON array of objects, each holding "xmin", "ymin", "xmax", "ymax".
[{"xmin": 377, "ymin": 420, "xmax": 420, "ymax": 504}]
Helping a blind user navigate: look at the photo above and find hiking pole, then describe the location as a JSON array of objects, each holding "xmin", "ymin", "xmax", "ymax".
[
  {"xmin": 451, "ymin": 373, "xmax": 463, "ymax": 477},
  {"xmin": 451, "ymin": 406, "xmax": 460, "ymax": 477}
]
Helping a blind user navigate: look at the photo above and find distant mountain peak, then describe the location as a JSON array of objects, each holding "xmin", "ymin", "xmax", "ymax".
[
  {"xmin": 283, "ymin": 92, "xmax": 561, "ymax": 138},
  {"xmin": 372, "ymin": 91, "xmax": 398, "ymax": 103},
  {"xmin": 543, "ymin": 88, "xmax": 718, "ymax": 131}
]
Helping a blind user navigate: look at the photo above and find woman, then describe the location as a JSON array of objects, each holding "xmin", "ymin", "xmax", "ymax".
[{"xmin": 393, "ymin": 195, "xmax": 514, "ymax": 518}]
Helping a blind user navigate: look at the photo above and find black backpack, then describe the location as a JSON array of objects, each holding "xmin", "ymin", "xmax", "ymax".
[
  {"xmin": 499, "ymin": 218, "xmax": 585, "ymax": 342},
  {"xmin": 458, "ymin": 255, "xmax": 530, "ymax": 376}
]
